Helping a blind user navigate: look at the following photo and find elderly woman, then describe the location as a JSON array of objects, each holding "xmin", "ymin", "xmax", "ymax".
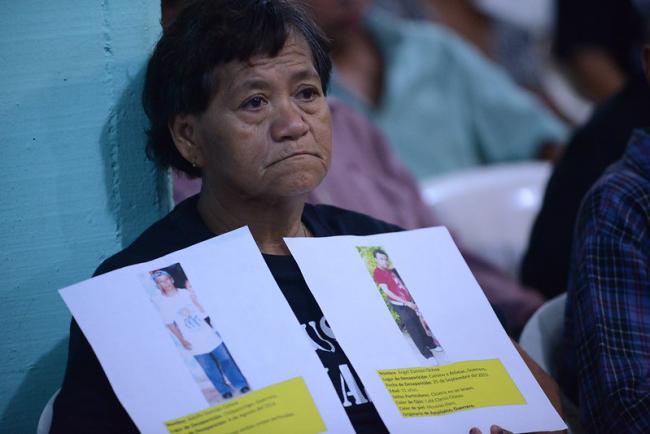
[{"xmin": 51, "ymin": 1, "xmax": 560, "ymax": 433}]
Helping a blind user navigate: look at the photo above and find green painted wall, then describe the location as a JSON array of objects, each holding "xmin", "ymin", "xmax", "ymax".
[{"xmin": 0, "ymin": 1, "xmax": 170, "ymax": 432}]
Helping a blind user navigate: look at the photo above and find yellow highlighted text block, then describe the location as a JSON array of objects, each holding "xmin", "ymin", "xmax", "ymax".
[
  {"xmin": 378, "ymin": 359, "xmax": 526, "ymax": 417},
  {"xmin": 165, "ymin": 377, "xmax": 325, "ymax": 434}
]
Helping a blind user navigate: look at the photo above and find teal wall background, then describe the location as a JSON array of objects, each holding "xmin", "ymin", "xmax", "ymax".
[{"xmin": 0, "ymin": 1, "xmax": 170, "ymax": 432}]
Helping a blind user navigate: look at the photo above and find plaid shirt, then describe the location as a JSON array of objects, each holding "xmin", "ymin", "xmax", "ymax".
[{"xmin": 562, "ymin": 129, "xmax": 650, "ymax": 433}]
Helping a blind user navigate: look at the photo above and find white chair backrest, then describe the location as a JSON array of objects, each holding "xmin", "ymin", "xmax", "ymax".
[
  {"xmin": 420, "ymin": 161, "xmax": 552, "ymax": 277},
  {"xmin": 519, "ymin": 293, "xmax": 586, "ymax": 434},
  {"xmin": 518, "ymin": 293, "xmax": 567, "ymax": 379}
]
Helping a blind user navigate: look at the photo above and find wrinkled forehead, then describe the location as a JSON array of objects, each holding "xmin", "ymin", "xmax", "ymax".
[{"xmin": 213, "ymin": 32, "xmax": 319, "ymax": 93}]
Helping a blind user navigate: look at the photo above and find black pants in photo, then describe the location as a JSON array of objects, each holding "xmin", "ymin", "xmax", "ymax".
[{"xmin": 392, "ymin": 304, "xmax": 435, "ymax": 358}]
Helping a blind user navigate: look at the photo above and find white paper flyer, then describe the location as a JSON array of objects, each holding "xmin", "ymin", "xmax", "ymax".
[
  {"xmin": 59, "ymin": 227, "xmax": 353, "ymax": 434},
  {"xmin": 286, "ymin": 227, "xmax": 566, "ymax": 434}
]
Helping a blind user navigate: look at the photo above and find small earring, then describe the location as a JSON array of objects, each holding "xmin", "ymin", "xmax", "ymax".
[{"xmin": 191, "ymin": 161, "xmax": 197, "ymax": 168}]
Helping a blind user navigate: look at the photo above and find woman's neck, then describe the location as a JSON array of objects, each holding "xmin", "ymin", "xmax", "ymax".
[{"xmin": 197, "ymin": 188, "xmax": 308, "ymax": 256}]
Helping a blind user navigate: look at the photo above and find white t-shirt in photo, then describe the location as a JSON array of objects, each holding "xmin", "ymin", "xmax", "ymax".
[{"xmin": 154, "ymin": 289, "xmax": 222, "ymax": 356}]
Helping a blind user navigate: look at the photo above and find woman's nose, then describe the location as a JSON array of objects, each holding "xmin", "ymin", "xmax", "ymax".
[{"xmin": 271, "ymin": 100, "xmax": 309, "ymax": 142}]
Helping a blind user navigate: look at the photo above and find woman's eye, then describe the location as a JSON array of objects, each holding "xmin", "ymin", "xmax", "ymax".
[
  {"xmin": 242, "ymin": 96, "xmax": 267, "ymax": 110},
  {"xmin": 297, "ymin": 87, "xmax": 319, "ymax": 101}
]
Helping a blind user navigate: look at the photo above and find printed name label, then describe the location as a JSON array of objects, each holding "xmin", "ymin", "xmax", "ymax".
[
  {"xmin": 166, "ymin": 377, "xmax": 325, "ymax": 434},
  {"xmin": 378, "ymin": 359, "xmax": 526, "ymax": 417}
]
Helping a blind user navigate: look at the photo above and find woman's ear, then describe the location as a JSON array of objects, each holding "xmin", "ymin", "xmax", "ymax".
[{"xmin": 169, "ymin": 114, "xmax": 204, "ymax": 167}]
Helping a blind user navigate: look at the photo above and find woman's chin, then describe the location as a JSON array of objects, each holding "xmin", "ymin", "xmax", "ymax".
[
  {"xmin": 260, "ymin": 161, "xmax": 328, "ymax": 198},
  {"xmin": 267, "ymin": 170, "xmax": 327, "ymax": 199}
]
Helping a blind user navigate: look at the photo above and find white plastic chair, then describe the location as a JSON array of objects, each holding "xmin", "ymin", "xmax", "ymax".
[
  {"xmin": 420, "ymin": 161, "xmax": 552, "ymax": 277},
  {"xmin": 518, "ymin": 292, "xmax": 566, "ymax": 379},
  {"xmin": 518, "ymin": 293, "xmax": 584, "ymax": 434},
  {"xmin": 36, "ymin": 389, "xmax": 59, "ymax": 434}
]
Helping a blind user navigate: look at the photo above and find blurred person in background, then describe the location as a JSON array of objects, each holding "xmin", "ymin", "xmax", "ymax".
[
  {"xmin": 376, "ymin": 0, "xmax": 576, "ymax": 124},
  {"xmin": 554, "ymin": 0, "xmax": 648, "ymax": 104},
  {"xmin": 521, "ymin": 72, "xmax": 650, "ymax": 298},
  {"xmin": 522, "ymin": 16, "xmax": 650, "ymax": 299},
  {"xmin": 303, "ymin": 0, "xmax": 568, "ymax": 181},
  {"xmin": 375, "ymin": 0, "xmax": 433, "ymax": 20}
]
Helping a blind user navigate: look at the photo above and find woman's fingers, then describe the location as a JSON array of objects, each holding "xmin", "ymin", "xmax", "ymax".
[
  {"xmin": 490, "ymin": 425, "xmax": 513, "ymax": 434},
  {"xmin": 468, "ymin": 425, "xmax": 514, "ymax": 434}
]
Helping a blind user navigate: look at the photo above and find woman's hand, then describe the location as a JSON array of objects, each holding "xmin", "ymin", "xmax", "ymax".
[
  {"xmin": 469, "ymin": 427, "xmax": 567, "ymax": 434},
  {"xmin": 469, "ymin": 426, "xmax": 512, "ymax": 434}
]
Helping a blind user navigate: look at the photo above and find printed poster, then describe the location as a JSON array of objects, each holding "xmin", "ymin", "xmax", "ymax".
[
  {"xmin": 60, "ymin": 227, "xmax": 353, "ymax": 434},
  {"xmin": 286, "ymin": 227, "xmax": 567, "ymax": 434}
]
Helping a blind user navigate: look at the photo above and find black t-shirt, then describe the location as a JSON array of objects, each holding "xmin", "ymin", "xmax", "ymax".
[
  {"xmin": 51, "ymin": 197, "xmax": 399, "ymax": 433},
  {"xmin": 266, "ymin": 254, "xmax": 387, "ymax": 433}
]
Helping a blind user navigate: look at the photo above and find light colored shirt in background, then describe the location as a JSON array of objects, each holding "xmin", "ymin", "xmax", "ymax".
[{"xmin": 329, "ymin": 10, "xmax": 568, "ymax": 180}]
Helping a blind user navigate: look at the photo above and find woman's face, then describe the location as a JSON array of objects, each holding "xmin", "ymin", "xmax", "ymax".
[{"xmin": 174, "ymin": 33, "xmax": 331, "ymax": 201}]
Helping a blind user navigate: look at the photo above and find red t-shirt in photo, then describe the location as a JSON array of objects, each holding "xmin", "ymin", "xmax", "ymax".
[{"xmin": 372, "ymin": 267, "xmax": 413, "ymax": 303}]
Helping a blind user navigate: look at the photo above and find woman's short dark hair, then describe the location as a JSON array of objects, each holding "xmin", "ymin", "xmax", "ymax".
[{"xmin": 143, "ymin": 0, "xmax": 332, "ymax": 177}]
